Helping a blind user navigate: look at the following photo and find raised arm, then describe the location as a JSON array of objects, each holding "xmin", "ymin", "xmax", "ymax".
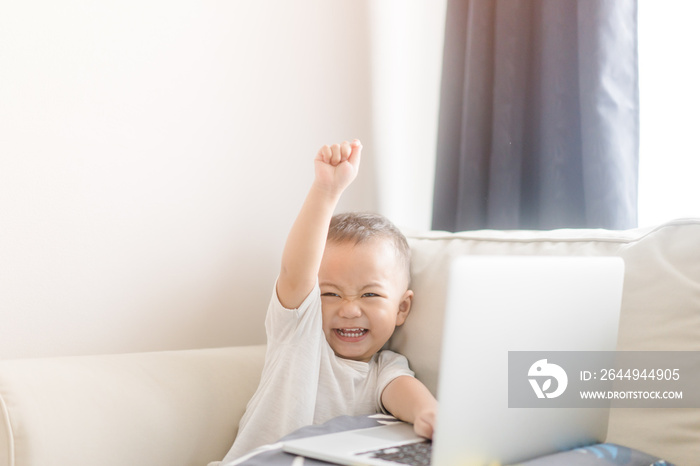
[{"xmin": 276, "ymin": 139, "xmax": 362, "ymax": 309}]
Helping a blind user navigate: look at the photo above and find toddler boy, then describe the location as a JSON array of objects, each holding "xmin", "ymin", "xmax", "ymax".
[{"xmin": 222, "ymin": 139, "xmax": 436, "ymax": 462}]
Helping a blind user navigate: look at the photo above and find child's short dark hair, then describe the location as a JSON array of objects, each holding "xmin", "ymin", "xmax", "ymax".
[{"xmin": 327, "ymin": 212, "xmax": 411, "ymax": 287}]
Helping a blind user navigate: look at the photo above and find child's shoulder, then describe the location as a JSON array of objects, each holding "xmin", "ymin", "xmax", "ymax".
[{"xmin": 376, "ymin": 349, "xmax": 410, "ymax": 368}]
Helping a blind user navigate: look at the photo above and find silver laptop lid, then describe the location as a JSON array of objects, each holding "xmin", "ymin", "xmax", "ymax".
[{"xmin": 432, "ymin": 255, "xmax": 624, "ymax": 466}]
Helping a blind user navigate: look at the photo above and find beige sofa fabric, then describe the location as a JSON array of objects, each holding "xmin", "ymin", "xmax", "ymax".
[
  {"xmin": 0, "ymin": 220, "xmax": 697, "ymax": 466},
  {"xmin": 0, "ymin": 345, "xmax": 265, "ymax": 466},
  {"xmin": 389, "ymin": 218, "xmax": 700, "ymax": 465}
]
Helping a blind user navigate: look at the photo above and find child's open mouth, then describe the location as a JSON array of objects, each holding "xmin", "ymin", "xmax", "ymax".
[{"xmin": 334, "ymin": 328, "xmax": 368, "ymax": 341}]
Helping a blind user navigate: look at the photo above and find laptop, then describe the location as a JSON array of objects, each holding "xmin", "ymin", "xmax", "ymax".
[{"xmin": 283, "ymin": 255, "xmax": 625, "ymax": 466}]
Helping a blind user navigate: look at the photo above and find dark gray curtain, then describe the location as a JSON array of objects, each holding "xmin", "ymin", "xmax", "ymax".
[{"xmin": 432, "ymin": 0, "xmax": 639, "ymax": 231}]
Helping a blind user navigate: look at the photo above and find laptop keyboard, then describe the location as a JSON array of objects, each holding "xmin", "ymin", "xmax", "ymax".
[{"xmin": 360, "ymin": 440, "xmax": 432, "ymax": 466}]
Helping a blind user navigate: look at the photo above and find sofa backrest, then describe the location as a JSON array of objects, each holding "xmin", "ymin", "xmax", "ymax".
[{"xmin": 389, "ymin": 218, "xmax": 700, "ymax": 465}]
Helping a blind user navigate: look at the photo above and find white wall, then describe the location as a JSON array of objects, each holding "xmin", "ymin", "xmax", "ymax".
[
  {"xmin": 637, "ymin": 0, "xmax": 700, "ymax": 227},
  {"xmin": 369, "ymin": 2, "xmax": 446, "ymax": 232},
  {"xmin": 0, "ymin": 0, "xmax": 446, "ymax": 359}
]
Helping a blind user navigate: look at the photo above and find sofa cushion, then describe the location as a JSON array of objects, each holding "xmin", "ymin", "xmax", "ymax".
[
  {"xmin": 0, "ymin": 346, "xmax": 266, "ymax": 466},
  {"xmin": 389, "ymin": 218, "xmax": 700, "ymax": 465}
]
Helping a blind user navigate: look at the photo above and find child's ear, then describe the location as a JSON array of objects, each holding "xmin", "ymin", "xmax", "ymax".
[{"xmin": 395, "ymin": 289, "xmax": 414, "ymax": 326}]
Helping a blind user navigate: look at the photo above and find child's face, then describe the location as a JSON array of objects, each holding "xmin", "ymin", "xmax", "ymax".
[{"xmin": 318, "ymin": 238, "xmax": 412, "ymax": 363}]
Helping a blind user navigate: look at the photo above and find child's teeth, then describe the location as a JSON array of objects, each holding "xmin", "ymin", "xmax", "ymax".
[{"xmin": 338, "ymin": 328, "xmax": 366, "ymax": 337}]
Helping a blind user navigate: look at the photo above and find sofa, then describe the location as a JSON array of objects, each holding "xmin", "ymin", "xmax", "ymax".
[{"xmin": 1, "ymin": 218, "xmax": 698, "ymax": 466}]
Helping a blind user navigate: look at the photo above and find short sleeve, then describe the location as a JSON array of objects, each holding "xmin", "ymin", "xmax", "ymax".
[
  {"xmin": 265, "ymin": 278, "xmax": 322, "ymax": 348},
  {"xmin": 227, "ymin": 280, "xmax": 324, "ymax": 459},
  {"xmin": 375, "ymin": 350, "xmax": 415, "ymax": 413}
]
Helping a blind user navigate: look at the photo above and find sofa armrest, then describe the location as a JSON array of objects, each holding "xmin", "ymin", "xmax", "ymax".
[{"xmin": 0, "ymin": 345, "xmax": 265, "ymax": 466}]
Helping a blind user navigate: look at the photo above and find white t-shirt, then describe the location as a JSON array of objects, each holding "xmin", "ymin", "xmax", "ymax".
[{"xmin": 222, "ymin": 281, "xmax": 414, "ymax": 461}]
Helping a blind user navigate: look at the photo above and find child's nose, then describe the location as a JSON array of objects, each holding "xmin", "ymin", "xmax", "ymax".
[{"xmin": 338, "ymin": 299, "xmax": 362, "ymax": 318}]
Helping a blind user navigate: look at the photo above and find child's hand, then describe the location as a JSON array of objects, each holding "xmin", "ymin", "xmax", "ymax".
[
  {"xmin": 413, "ymin": 406, "xmax": 437, "ymax": 439},
  {"xmin": 313, "ymin": 139, "xmax": 362, "ymax": 196}
]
